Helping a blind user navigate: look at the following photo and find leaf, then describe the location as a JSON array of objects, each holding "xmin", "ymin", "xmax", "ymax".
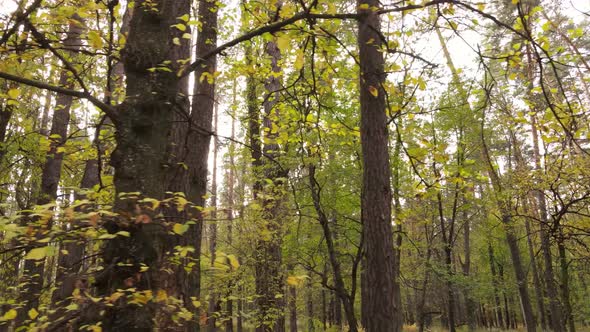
[
  {"xmin": 171, "ymin": 23, "xmax": 186, "ymax": 31},
  {"xmin": 25, "ymin": 247, "xmax": 48, "ymax": 260},
  {"xmin": 65, "ymin": 303, "xmax": 78, "ymax": 311},
  {"xmin": 276, "ymin": 35, "xmax": 290, "ymax": 51},
  {"xmin": 7, "ymin": 88, "xmax": 19, "ymax": 99},
  {"xmin": 368, "ymin": 85, "xmax": 378, "ymax": 97},
  {"xmin": 156, "ymin": 289, "xmax": 168, "ymax": 302},
  {"xmin": 28, "ymin": 308, "xmax": 39, "ymax": 320},
  {"xmin": 116, "ymin": 231, "xmax": 130, "ymax": 237},
  {"xmin": 1, "ymin": 309, "xmax": 17, "ymax": 321},
  {"xmin": 178, "ymin": 14, "xmax": 190, "ymax": 22},
  {"xmin": 87, "ymin": 30, "xmax": 103, "ymax": 49},
  {"xmin": 294, "ymin": 50, "xmax": 304, "ymax": 70},
  {"xmin": 173, "ymin": 37, "xmax": 181, "ymax": 46},
  {"xmin": 176, "ymin": 196, "xmax": 188, "ymax": 211},
  {"xmin": 173, "ymin": 223, "xmax": 189, "ymax": 235},
  {"xmin": 227, "ymin": 254, "xmax": 240, "ymax": 269}
]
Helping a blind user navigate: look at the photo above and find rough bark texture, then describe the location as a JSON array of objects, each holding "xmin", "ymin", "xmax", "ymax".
[
  {"xmin": 357, "ymin": 0, "xmax": 401, "ymax": 330},
  {"xmin": 96, "ymin": 1, "xmax": 194, "ymax": 330}
]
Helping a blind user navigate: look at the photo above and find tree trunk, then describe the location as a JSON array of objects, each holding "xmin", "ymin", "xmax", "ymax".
[
  {"xmin": 96, "ymin": 1, "xmax": 195, "ymax": 330},
  {"xmin": 504, "ymin": 222, "xmax": 537, "ymax": 332},
  {"xmin": 208, "ymin": 104, "xmax": 219, "ymax": 332},
  {"xmin": 488, "ymin": 244, "xmax": 505, "ymax": 329},
  {"xmin": 19, "ymin": 16, "xmax": 84, "ymax": 324},
  {"xmin": 357, "ymin": 0, "xmax": 401, "ymax": 330},
  {"xmin": 309, "ymin": 165, "xmax": 358, "ymax": 331},
  {"xmin": 225, "ymin": 80, "xmax": 237, "ymax": 332},
  {"xmin": 558, "ymin": 231, "xmax": 575, "ymax": 332},
  {"xmin": 254, "ymin": 6, "xmax": 287, "ymax": 330},
  {"xmin": 289, "ymin": 284, "xmax": 297, "ymax": 332},
  {"xmin": 525, "ymin": 215, "xmax": 548, "ymax": 330}
]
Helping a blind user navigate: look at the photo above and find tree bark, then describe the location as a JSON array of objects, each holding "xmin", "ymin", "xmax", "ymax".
[
  {"xmin": 357, "ymin": 0, "xmax": 401, "ymax": 330},
  {"xmin": 96, "ymin": 1, "xmax": 195, "ymax": 330},
  {"xmin": 254, "ymin": 5, "xmax": 287, "ymax": 330},
  {"xmin": 208, "ymin": 104, "xmax": 219, "ymax": 332}
]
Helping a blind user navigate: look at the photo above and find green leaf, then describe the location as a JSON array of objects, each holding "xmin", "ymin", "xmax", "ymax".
[
  {"xmin": 173, "ymin": 223, "xmax": 189, "ymax": 235},
  {"xmin": 25, "ymin": 247, "xmax": 48, "ymax": 260}
]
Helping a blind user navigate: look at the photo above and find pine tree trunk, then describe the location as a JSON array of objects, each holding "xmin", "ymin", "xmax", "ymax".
[{"xmin": 357, "ymin": 0, "xmax": 401, "ymax": 330}]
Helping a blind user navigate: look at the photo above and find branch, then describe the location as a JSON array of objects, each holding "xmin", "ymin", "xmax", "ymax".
[
  {"xmin": 0, "ymin": 71, "xmax": 118, "ymax": 122},
  {"xmin": 378, "ymin": 0, "xmax": 455, "ymax": 15},
  {"xmin": 0, "ymin": 0, "xmax": 43, "ymax": 45},
  {"xmin": 182, "ymin": 11, "xmax": 358, "ymax": 77},
  {"xmin": 182, "ymin": 0, "xmax": 453, "ymax": 78}
]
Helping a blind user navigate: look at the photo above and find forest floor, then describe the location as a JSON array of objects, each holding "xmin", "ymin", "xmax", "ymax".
[{"xmin": 401, "ymin": 325, "xmax": 590, "ymax": 332}]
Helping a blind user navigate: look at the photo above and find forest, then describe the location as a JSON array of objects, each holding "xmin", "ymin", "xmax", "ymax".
[{"xmin": 0, "ymin": 0, "xmax": 589, "ymax": 331}]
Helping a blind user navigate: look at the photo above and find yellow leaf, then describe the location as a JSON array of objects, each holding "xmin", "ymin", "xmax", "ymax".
[
  {"xmin": 182, "ymin": 33, "xmax": 191, "ymax": 39},
  {"xmin": 171, "ymin": 23, "xmax": 186, "ymax": 31},
  {"xmin": 1, "ymin": 309, "xmax": 17, "ymax": 321},
  {"xmin": 25, "ymin": 247, "xmax": 48, "ymax": 260},
  {"xmin": 173, "ymin": 37, "xmax": 180, "ymax": 46},
  {"xmin": 512, "ymin": 0, "xmax": 519, "ymax": 4},
  {"xmin": 192, "ymin": 300, "xmax": 201, "ymax": 308},
  {"xmin": 176, "ymin": 196, "xmax": 189, "ymax": 211},
  {"xmin": 87, "ymin": 30, "xmax": 103, "ymax": 49},
  {"xmin": 173, "ymin": 223, "xmax": 189, "ymax": 235},
  {"xmin": 227, "ymin": 254, "xmax": 240, "ymax": 269},
  {"xmin": 286, "ymin": 275, "xmax": 308, "ymax": 287},
  {"xmin": 294, "ymin": 50, "xmax": 304, "ymax": 70},
  {"xmin": 156, "ymin": 289, "xmax": 168, "ymax": 302},
  {"xmin": 28, "ymin": 308, "xmax": 39, "ymax": 320},
  {"xmin": 368, "ymin": 85, "xmax": 378, "ymax": 97},
  {"xmin": 276, "ymin": 35, "xmax": 290, "ymax": 51},
  {"xmin": 7, "ymin": 88, "xmax": 19, "ymax": 99}
]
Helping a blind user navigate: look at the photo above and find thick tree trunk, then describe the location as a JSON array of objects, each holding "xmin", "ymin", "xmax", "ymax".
[
  {"xmin": 357, "ymin": 0, "xmax": 401, "ymax": 330},
  {"xmin": 96, "ymin": 1, "xmax": 195, "ymax": 330}
]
